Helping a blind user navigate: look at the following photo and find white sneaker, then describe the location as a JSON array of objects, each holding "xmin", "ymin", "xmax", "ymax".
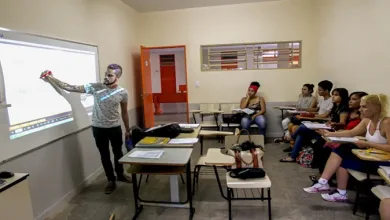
[
  {"xmin": 303, "ymin": 182, "xmax": 331, "ymax": 193},
  {"xmin": 321, "ymin": 190, "xmax": 348, "ymax": 202}
]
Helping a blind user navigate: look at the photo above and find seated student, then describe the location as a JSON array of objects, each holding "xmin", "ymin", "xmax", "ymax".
[
  {"xmin": 303, "ymin": 94, "xmax": 390, "ymax": 202},
  {"xmin": 380, "ymin": 198, "xmax": 390, "ymax": 220},
  {"xmin": 240, "ymin": 81, "xmax": 267, "ymax": 135},
  {"xmin": 279, "ymin": 88, "xmax": 349, "ymax": 162},
  {"xmin": 274, "ymin": 84, "xmax": 316, "ymax": 143},
  {"xmin": 314, "ymin": 91, "xmax": 368, "ymax": 174},
  {"xmin": 283, "ymin": 80, "xmax": 334, "ymax": 151}
]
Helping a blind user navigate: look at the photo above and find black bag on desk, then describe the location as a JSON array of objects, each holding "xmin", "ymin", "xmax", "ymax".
[
  {"xmin": 131, "ymin": 123, "xmax": 181, "ymax": 145},
  {"xmin": 229, "ymin": 168, "xmax": 266, "ymax": 180}
]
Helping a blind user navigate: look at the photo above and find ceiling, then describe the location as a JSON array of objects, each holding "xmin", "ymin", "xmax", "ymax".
[{"xmin": 122, "ymin": 0, "xmax": 278, "ymax": 12}]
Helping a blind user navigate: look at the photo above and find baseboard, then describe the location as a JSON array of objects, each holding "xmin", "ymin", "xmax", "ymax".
[{"xmin": 35, "ymin": 167, "xmax": 104, "ymax": 220}]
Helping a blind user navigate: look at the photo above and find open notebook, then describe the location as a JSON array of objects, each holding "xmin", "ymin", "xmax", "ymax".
[
  {"xmin": 380, "ymin": 166, "xmax": 390, "ymax": 176},
  {"xmin": 326, "ymin": 137, "xmax": 359, "ymax": 143},
  {"xmin": 302, "ymin": 121, "xmax": 332, "ymax": 130}
]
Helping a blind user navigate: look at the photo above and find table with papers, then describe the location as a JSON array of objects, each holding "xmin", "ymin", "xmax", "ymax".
[{"xmin": 119, "ymin": 124, "xmax": 201, "ymax": 219}]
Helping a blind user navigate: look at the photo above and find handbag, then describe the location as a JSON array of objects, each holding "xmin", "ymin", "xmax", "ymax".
[
  {"xmin": 229, "ymin": 168, "xmax": 266, "ymax": 180},
  {"xmin": 229, "ymin": 129, "xmax": 264, "ymax": 168}
]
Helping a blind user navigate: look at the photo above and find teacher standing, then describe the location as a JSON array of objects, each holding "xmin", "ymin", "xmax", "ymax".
[{"xmin": 40, "ymin": 64, "xmax": 131, "ymax": 194}]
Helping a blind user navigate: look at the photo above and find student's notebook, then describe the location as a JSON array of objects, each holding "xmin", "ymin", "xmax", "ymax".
[
  {"xmin": 302, "ymin": 121, "xmax": 332, "ymax": 130},
  {"xmin": 137, "ymin": 137, "xmax": 170, "ymax": 146},
  {"xmin": 232, "ymin": 108, "xmax": 255, "ymax": 115},
  {"xmin": 377, "ymin": 185, "xmax": 390, "ymax": 199},
  {"xmin": 326, "ymin": 137, "xmax": 359, "ymax": 143}
]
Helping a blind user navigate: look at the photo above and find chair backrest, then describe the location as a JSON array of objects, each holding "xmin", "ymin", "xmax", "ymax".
[
  {"xmin": 199, "ymin": 103, "xmax": 220, "ymax": 113},
  {"xmin": 220, "ymin": 103, "xmax": 240, "ymax": 113}
]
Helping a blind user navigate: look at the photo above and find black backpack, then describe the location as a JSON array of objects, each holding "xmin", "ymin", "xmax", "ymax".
[{"xmin": 131, "ymin": 123, "xmax": 181, "ymax": 145}]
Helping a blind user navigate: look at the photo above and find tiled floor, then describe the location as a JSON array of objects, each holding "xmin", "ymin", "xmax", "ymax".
[{"xmin": 49, "ymin": 140, "xmax": 379, "ymax": 220}]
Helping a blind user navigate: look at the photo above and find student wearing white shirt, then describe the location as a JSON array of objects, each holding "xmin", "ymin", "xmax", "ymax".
[{"xmin": 309, "ymin": 80, "xmax": 334, "ymax": 118}]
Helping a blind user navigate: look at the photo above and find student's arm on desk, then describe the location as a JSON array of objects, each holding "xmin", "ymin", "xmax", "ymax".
[
  {"xmin": 322, "ymin": 119, "xmax": 368, "ymax": 137},
  {"xmin": 361, "ymin": 118, "xmax": 390, "ymax": 153}
]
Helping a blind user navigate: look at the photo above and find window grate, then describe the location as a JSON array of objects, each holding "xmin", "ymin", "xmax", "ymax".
[
  {"xmin": 160, "ymin": 54, "xmax": 175, "ymax": 66},
  {"xmin": 201, "ymin": 41, "xmax": 301, "ymax": 71}
]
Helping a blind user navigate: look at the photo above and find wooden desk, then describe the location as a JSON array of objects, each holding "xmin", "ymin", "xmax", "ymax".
[
  {"xmin": 136, "ymin": 126, "xmax": 201, "ymax": 148},
  {"xmin": 352, "ymin": 149, "xmax": 390, "ymax": 162},
  {"xmin": 119, "ymin": 148, "xmax": 195, "ymax": 219},
  {"xmin": 378, "ymin": 168, "xmax": 390, "ymax": 185},
  {"xmin": 0, "ymin": 173, "xmax": 33, "ymax": 220},
  {"xmin": 273, "ymin": 106, "xmax": 295, "ymax": 118}
]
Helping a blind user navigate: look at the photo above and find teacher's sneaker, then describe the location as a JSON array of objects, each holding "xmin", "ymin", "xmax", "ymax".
[
  {"xmin": 321, "ymin": 190, "xmax": 348, "ymax": 202},
  {"xmin": 303, "ymin": 182, "xmax": 331, "ymax": 193}
]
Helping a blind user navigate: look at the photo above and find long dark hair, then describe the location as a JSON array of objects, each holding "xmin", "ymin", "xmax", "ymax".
[{"xmin": 330, "ymin": 88, "xmax": 349, "ymax": 118}]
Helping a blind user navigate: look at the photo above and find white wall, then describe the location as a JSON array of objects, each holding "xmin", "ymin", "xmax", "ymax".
[
  {"xmin": 150, "ymin": 49, "xmax": 186, "ymax": 93},
  {"xmin": 138, "ymin": 0, "xmax": 319, "ymax": 103},
  {"xmin": 0, "ymin": 0, "xmax": 139, "ymax": 218},
  {"xmin": 316, "ymin": 0, "xmax": 390, "ymax": 97}
]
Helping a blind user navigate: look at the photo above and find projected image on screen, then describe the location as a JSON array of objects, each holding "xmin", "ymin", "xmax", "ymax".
[{"xmin": 0, "ymin": 39, "xmax": 98, "ymax": 139}]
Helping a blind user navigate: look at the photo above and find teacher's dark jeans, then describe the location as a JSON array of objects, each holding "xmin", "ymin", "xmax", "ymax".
[{"xmin": 92, "ymin": 126, "xmax": 124, "ymax": 182}]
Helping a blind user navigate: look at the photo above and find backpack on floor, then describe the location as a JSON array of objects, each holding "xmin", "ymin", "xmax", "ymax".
[{"xmin": 296, "ymin": 147, "xmax": 314, "ymax": 168}]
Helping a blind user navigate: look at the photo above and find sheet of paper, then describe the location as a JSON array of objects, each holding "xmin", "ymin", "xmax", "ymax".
[
  {"xmin": 128, "ymin": 150, "xmax": 164, "ymax": 159},
  {"xmin": 287, "ymin": 110, "xmax": 307, "ymax": 114},
  {"xmin": 232, "ymin": 108, "xmax": 254, "ymax": 115},
  {"xmin": 380, "ymin": 166, "xmax": 390, "ymax": 176},
  {"xmin": 302, "ymin": 122, "xmax": 331, "ymax": 130},
  {"xmin": 179, "ymin": 124, "xmax": 200, "ymax": 128},
  {"xmin": 278, "ymin": 106, "xmax": 296, "ymax": 110},
  {"xmin": 168, "ymin": 138, "xmax": 199, "ymax": 144},
  {"xmin": 327, "ymin": 137, "xmax": 359, "ymax": 143}
]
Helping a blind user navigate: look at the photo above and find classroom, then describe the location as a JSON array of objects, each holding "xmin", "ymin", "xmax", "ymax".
[{"xmin": 0, "ymin": 0, "xmax": 390, "ymax": 219}]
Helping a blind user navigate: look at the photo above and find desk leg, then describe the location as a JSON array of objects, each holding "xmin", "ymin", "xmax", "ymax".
[
  {"xmin": 281, "ymin": 110, "xmax": 285, "ymax": 119},
  {"xmin": 170, "ymin": 175, "xmax": 180, "ymax": 202},
  {"xmin": 186, "ymin": 160, "xmax": 195, "ymax": 219},
  {"xmin": 131, "ymin": 174, "xmax": 143, "ymax": 220}
]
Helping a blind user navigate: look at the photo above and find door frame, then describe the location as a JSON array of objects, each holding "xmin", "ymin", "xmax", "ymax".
[{"xmin": 145, "ymin": 45, "xmax": 190, "ymax": 123}]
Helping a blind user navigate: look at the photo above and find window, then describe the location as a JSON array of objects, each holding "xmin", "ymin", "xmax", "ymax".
[
  {"xmin": 160, "ymin": 54, "xmax": 175, "ymax": 66},
  {"xmin": 201, "ymin": 41, "xmax": 301, "ymax": 71}
]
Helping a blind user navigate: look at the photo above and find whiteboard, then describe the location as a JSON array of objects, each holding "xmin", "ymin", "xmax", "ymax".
[{"xmin": 0, "ymin": 27, "xmax": 100, "ymax": 162}]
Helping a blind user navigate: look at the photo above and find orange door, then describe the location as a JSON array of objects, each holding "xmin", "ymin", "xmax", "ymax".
[
  {"xmin": 160, "ymin": 65, "xmax": 176, "ymax": 94},
  {"xmin": 140, "ymin": 46, "xmax": 154, "ymax": 128}
]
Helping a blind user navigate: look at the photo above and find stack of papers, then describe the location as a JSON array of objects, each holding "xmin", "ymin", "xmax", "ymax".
[
  {"xmin": 326, "ymin": 137, "xmax": 359, "ymax": 143},
  {"xmin": 179, "ymin": 124, "xmax": 200, "ymax": 128},
  {"xmin": 168, "ymin": 138, "xmax": 199, "ymax": 145},
  {"xmin": 302, "ymin": 122, "xmax": 332, "ymax": 130},
  {"xmin": 380, "ymin": 166, "xmax": 390, "ymax": 176},
  {"xmin": 232, "ymin": 108, "xmax": 255, "ymax": 115},
  {"xmin": 128, "ymin": 150, "xmax": 164, "ymax": 159}
]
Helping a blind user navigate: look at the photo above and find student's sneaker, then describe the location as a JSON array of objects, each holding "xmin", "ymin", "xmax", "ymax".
[
  {"xmin": 303, "ymin": 182, "xmax": 331, "ymax": 193},
  {"xmin": 321, "ymin": 190, "xmax": 348, "ymax": 202}
]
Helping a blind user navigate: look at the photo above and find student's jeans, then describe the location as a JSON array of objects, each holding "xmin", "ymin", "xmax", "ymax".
[
  {"xmin": 240, "ymin": 115, "xmax": 267, "ymax": 135},
  {"xmin": 290, "ymin": 124, "xmax": 320, "ymax": 159},
  {"xmin": 92, "ymin": 126, "xmax": 124, "ymax": 182}
]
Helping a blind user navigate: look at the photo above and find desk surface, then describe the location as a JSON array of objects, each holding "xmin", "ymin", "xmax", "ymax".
[
  {"xmin": 119, "ymin": 148, "xmax": 193, "ymax": 166},
  {"xmin": 136, "ymin": 126, "xmax": 201, "ymax": 148},
  {"xmin": 352, "ymin": 149, "xmax": 390, "ymax": 162},
  {"xmin": 378, "ymin": 168, "xmax": 390, "ymax": 185},
  {"xmin": 0, "ymin": 173, "xmax": 29, "ymax": 193},
  {"xmin": 204, "ymin": 148, "xmax": 235, "ymax": 166},
  {"xmin": 296, "ymin": 116, "xmax": 331, "ymax": 121}
]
